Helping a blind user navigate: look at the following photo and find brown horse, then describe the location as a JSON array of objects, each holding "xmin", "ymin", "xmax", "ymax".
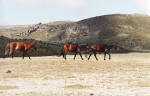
[
  {"xmin": 59, "ymin": 43, "xmax": 83, "ymax": 60},
  {"xmin": 86, "ymin": 44, "xmax": 119, "ymax": 60},
  {"xmin": 4, "ymin": 42, "xmax": 37, "ymax": 59}
]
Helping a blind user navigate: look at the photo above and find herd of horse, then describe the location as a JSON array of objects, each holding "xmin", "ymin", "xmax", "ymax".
[{"xmin": 4, "ymin": 41, "xmax": 120, "ymax": 60}]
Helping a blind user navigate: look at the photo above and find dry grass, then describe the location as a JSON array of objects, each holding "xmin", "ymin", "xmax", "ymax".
[
  {"xmin": 0, "ymin": 86, "xmax": 18, "ymax": 90},
  {"xmin": 0, "ymin": 53, "xmax": 150, "ymax": 96},
  {"xmin": 136, "ymin": 81, "xmax": 150, "ymax": 87},
  {"xmin": 64, "ymin": 84, "xmax": 92, "ymax": 89}
]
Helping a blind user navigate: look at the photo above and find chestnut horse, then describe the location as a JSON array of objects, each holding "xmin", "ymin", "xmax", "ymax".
[
  {"xmin": 60, "ymin": 43, "xmax": 83, "ymax": 60},
  {"xmin": 86, "ymin": 44, "xmax": 119, "ymax": 60},
  {"xmin": 4, "ymin": 42, "xmax": 37, "ymax": 59}
]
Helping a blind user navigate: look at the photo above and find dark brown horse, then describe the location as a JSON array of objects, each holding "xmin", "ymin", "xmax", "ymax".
[
  {"xmin": 4, "ymin": 42, "xmax": 37, "ymax": 59},
  {"xmin": 59, "ymin": 43, "xmax": 83, "ymax": 60},
  {"xmin": 86, "ymin": 44, "xmax": 119, "ymax": 60}
]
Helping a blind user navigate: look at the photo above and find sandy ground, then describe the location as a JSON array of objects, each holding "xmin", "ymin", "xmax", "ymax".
[{"xmin": 0, "ymin": 53, "xmax": 150, "ymax": 96}]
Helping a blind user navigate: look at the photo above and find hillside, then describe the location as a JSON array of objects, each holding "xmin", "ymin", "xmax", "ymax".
[
  {"xmin": 1, "ymin": 14, "xmax": 150, "ymax": 51},
  {"xmin": 78, "ymin": 14, "xmax": 150, "ymax": 50}
]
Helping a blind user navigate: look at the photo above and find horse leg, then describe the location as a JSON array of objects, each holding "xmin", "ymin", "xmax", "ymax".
[
  {"xmin": 64, "ymin": 50, "xmax": 67, "ymax": 60},
  {"xmin": 64, "ymin": 54, "xmax": 67, "ymax": 60},
  {"xmin": 9, "ymin": 50, "xmax": 14, "ymax": 59},
  {"xmin": 79, "ymin": 52, "xmax": 83, "ymax": 60},
  {"xmin": 104, "ymin": 51, "xmax": 106, "ymax": 60},
  {"xmin": 94, "ymin": 52, "xmax": 98, "ymax": 60},
  {"xmin": 25, "ymin": 52, "xmax": 31, "ymax": 59},
  {"xmin": 107, "ymin": 51, "xmax": 111, "ymax": 60},
  {"xmin": 62, "ymin": 53, "xmax": 65, "ymax": 58},
  {"xmin": 22, "ymin": 51, "xmax": 25, "ymax": 59},
  {"xmin": 74, "ymin": 52, "xmax": 77, "ymax": 60},
  {"xmin": 59, "ymin": 50, "xmax": 65, "ymax": 59},
  {"xmin": 11, "ymin": 52, "xmax": 14, "ymax": 59},
  {"xmin": 62, "ymin": 50, "xmax": 66, "ymax": 59},
  {"xmin": 76, "ymin": 48, "xmax": 83, "ymax": 60},
  {"xmin": 88, "ymin": 53, "xmax": 92, "ymax": 60},
  {"xmin": 64, "ymin": 52, "xmax": 67, "ymax": 60},
  {"xmin": 62, "ymin": 52, "xmax": 65, "ymax": 59}
]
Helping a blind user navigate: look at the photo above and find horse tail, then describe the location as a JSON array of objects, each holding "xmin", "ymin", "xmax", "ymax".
[{"xmin": 4, "ymin": 43, "xmax": 10, "ymax": 56}]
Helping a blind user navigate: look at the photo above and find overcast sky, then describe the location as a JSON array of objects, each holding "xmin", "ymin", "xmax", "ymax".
[{"xmin": 1, "ymin": 0, "xmax": 150, "ymax": 25}]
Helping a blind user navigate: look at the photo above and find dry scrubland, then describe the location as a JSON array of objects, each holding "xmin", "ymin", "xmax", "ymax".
[{"xmin": 0, "ymin": 53, "xmax": 150, "ymax": 96}]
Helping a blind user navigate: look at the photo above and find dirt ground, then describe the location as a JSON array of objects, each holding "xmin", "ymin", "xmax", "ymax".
[{"xmin": 0, "ymin": 53, "xmax": 150, "ymax": 96}]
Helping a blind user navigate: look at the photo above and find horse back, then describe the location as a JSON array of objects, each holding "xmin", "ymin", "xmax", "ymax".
[
  {"xmin": 10, "ymin": 42, "xmax": 30, "ymax": 51},
  {"xmin": 69, "ymin": 44, "xmax": 78, "ymax": 51},
  {"xmin": 90, "ymin": 44, "xmax": 106, "ymax": 51},
  {"xmin": 63, "ymin": 44, "xmax": 78, "ymax": 52}
]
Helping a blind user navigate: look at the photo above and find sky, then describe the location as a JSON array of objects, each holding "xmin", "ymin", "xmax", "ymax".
[{"xmin": 0, "ymin": 0, "xmax": 150, "ymax": 25}]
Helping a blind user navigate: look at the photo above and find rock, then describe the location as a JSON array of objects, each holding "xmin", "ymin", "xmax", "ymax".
[
  {"xmin": 6, "ymin": 70, "xmax": 11, "ymax": 73},
  {"xmin": 90, "ymin": 93, "xmax": 94, "ymax": 96}
]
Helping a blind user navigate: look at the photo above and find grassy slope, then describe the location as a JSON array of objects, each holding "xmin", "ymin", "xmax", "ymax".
[{"xmin": 78, "ymin": 14, "xmax": 150, "ymax": 50}]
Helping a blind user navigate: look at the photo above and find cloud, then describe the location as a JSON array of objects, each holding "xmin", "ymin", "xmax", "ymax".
[
  {"xmin": 5, "ymin": 0, "xmax": 85, "ymax": 8},
  {"xmin": 132, "ymin": 0, "xmax": 150, "ymax": 14}
]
